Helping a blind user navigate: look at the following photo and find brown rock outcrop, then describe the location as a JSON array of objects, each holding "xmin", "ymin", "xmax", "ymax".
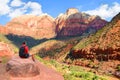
[
  {"xmin": 6, "ymin": 56, "xmax": 40, "ymax": 77},
  {"xmin": 71, "ymin": 46, "xmax": 120, "ymax": 61},
  {"xmin": 55, "ymin": 8, "xmax": 107, "ymax": 37}
]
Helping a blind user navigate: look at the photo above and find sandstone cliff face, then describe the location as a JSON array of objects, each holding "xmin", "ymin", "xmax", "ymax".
[
  {"xmin": 3, "ymin": 14, "xmax": 56, "ymax": 39},
  {"xmin": 0, "ymin": 42, "xmax": 13, "ymax": 57},
  {"xmin": 71, "ymin": 12, "xmax": 120, "ymax": 60},
  {"xmin": 55, "ymin": 8, "xmax": 107, "ymax": 37}
]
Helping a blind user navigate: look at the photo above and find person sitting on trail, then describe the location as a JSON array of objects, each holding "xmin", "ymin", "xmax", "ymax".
[
  {"xmin": 19, "ymin": 42, "xmax": 29, "ymax": 58},
  {"xmin": 19, "ymin": 41, "xmax": 35, "ymax": 61}
]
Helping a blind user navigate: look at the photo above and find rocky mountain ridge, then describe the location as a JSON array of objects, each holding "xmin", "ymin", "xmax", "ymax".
[
  {"xmin": 0, "ymin": 8, "xmax": 107, "ymax": 39},
  {"xmin": 55, "ymin": 8, "xmax": 107, "ymax": 37}
]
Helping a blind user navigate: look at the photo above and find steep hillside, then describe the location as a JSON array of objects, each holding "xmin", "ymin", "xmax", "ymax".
[
  {"xmin": 30, "ymin": 40, "xmax": 67, "ymax": 58},
  {"xmin": 59, "ymin": 12, "xmax": 120, "ymax": 78},
  {"xmin": 70, "ymin": 12, "xmax": 120, "ymax": 61},
  {"xmin": 55, "ymin": 8, "xmax": 107, "ymax": 37},
  {"xmin": 0, "ymin": 34, "xmax": 17, "ymax": 57}
]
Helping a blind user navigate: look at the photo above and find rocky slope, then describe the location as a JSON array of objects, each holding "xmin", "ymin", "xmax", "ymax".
[
  {"xmin": 0, "ymin": 33, "xmax": 18, "ymax": 58},
  {"xmin": 71, "ymin": 12, "xmax": 120, "ymax": 60},
  {"xmin": 0, "ymin": 42, "xmax": 14, "ymax": 57},
  {"xmin": 55, "ymin": 8, "xmax": 107, "ymax": 37}
]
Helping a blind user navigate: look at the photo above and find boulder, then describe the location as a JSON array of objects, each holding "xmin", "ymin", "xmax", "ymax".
[
  {"xmin": 6, "ymin": 56, "xmax": 64, "ymax": 80},
  {"xmin": 6, "ymin": 56, "xmax": 40, "ymax": 77}
]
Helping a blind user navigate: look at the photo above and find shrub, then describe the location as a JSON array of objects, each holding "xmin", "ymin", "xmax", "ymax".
[{"xmin": 117, "ymin": 65, "xmax": 120, "ymax": 71}]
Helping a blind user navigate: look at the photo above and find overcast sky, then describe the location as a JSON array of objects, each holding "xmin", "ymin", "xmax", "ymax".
[{"xmin": 0, "ymin": 0, "xmax": 120, "ymax": 25}]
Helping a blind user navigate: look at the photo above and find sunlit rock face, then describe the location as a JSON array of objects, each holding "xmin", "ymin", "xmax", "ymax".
[
  {"xmin": 1, "ymin": 14, "xmax": 56, "ymax": 39},
  {"xmin": 66, "ymin": 8, "xmax": 79, "ymax": 15},
  {"xmin": 0, "ymin": 25, "xmax": 8, "ymax": 34},
  {"xmin": 55, "ymin": 8, "xmax": 107, "ymax": 37}
]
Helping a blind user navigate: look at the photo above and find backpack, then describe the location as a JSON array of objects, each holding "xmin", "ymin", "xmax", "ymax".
[{"xmin": 19, "ymin": 46, "xmax": 25, "ymax": 57}]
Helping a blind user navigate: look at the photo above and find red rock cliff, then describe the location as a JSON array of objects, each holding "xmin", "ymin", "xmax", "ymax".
[{"xmin": 55, "ymin": 8, "xmax": 107, "ymax": 37}]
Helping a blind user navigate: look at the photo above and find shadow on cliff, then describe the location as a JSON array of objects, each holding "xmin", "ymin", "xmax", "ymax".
[{"xmin": 5, "ymin": 34, "xmax": 48, "ymax": 49}]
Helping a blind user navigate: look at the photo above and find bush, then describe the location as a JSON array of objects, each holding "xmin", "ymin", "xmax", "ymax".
[{"xmin": 117, "ymin": 65, "xmax": 120, "ymax": 71}]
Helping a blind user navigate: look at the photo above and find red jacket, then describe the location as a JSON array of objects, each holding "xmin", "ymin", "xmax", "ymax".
[{"xmin": 21, "ymin": 44, "xmax": 29, "ymax": 54}]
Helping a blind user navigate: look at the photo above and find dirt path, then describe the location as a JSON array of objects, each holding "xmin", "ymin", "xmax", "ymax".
[{"xmin": 0, "ymin": 63, "xmax": 10, "ymax": 80}]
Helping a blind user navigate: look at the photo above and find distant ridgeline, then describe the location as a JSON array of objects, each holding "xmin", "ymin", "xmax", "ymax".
[{"xmin": 0, "ymin": 8, "xmax": 107, "ymax": 39}]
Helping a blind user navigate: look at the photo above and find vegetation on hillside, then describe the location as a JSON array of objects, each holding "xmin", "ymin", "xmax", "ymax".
[
  {"xmin": 30, "ymin": 40, "xmax": 67, "ymax": 58},
  {"xmin": 35, "ymin": 56, "xmax": 107, "ymax": 80},
  {"xmin": 0, "ymin": 34, "xmax": 18, "ymax": 53},
  {"xmin": 73, "ymin": 23, "xmax": 111, "ymax": 50},
  {"xmin": 73, "ymin": 13, "xmax": 120, "ymax": 50}
]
